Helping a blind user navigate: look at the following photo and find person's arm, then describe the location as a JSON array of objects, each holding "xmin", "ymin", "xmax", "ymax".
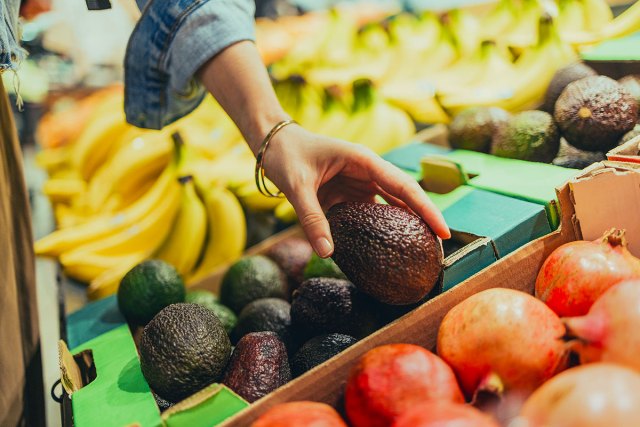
[{"xmin": 198, "ymin": 41, "xmax": 450, "ymax": 257}]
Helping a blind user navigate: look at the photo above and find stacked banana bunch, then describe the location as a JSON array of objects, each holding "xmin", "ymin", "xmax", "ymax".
[
  {"xmin": 36, "ymin": 93, "xmax": 258, "ymax": 299},
  {"xmin": 268, "ymin": 0, "xmax": 640, "ymax": 123}
]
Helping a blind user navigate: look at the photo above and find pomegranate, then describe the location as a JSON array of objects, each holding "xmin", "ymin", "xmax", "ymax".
[
  {"xmin": 393, "ymin": 401, "xmax": 499, "ymax": 427},
  {"xmin": 536, "ymin": 228, "xmax": 640, "ymax": 317},
  {"xmin": 520, "ymin": 363, "xmax": 640, "ymax": 427},
  {"xmin": 251, "ymin": 401, "xmax": 347, "ymax": 427},
  {"xmin": 345, "ymin": 344, "xmax": 464, "ymax": 427},
  {"xmin": 437, "ymin": 288, "xmax": 568, "ymax": 400},
  {"xmin": 564, "ymin": 280, "xmax": 640, "ymax": 371}
]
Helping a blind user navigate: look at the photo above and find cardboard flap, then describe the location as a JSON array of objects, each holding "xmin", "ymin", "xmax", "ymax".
[
  {"xmin": 606, "ymin": 134, "xmax": 640, "ymax": 163},
  {"xmin": 58, "ymin": 340, "xmax": 91, "ymax": 396},
  {"xmin": 162, "ymin": 384, "xmax": 248, "ymax": 427},
  {"xmin": 420, "ymin": 156, "xmax": 469, "ymax": 194},
  {"xmin": 569, "ymin": 162, "xmax": 640, "ymax": 256}
]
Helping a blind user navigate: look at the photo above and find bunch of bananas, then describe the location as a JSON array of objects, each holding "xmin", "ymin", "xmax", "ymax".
[
  {"xmin": 36, "ymin": 92, "xmax": 255, "ymax": 299},
  {"xmin": 268, "ymin": 0, "xmax": 640, "ymax": 123}
]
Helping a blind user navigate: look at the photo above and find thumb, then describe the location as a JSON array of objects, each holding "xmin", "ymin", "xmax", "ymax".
[{"xmin": 287, "ymin": 190, "xmax": 334, "ymax": 258}]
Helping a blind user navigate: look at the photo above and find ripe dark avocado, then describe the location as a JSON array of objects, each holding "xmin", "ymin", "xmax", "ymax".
[
  {"xmin": 542, "ymin": 62, "xmax": 597, "ymax": 113},
  {"xmin": 220, "ymin": 255, "xmax": 286, "ymax": 313},
  {"xmin": 265, "ymin": 236, "xmax": 314, "ymax": 295},
  {"xmin": 619, "ymin": 75, "xmax": 640, "ymax": 108},
  {"xmin": 327, "ymin": 202, "xmax": 444, "ymax": 305},
  {"xmin": 290, "ymin": 278, "xmax": 379, "ymax": 340},
  {"xmin": 117, "ymin": 259, "xmax": 185, "ymax": 326},
  {"xmin": 139, "ymin": 303, "xmax": 231, "ymax": 403},
  {"xmin": 233, "ymin": 298, "xmax": 293, "ymax": 349},
  {"xmin": 554, "ymin": 76, "xmax": 639, "ymax": 152},
  {"xmin": 491, "ymin": 110, "xmax": 560, "ymax": 163},
  {"xmin": 290, "ymin": 333, "xmax": 357, "ymax": 378},
  {"xmin": 448, "ymin": 107, "xmax": 511, "ymax": 153},
  {"xmin": 222, "ymin": 331, "xmax": 291, "ymax": 403},
  {"xmin": 552, "ymin": 139, "xmax": 606, "ymax": 169}
]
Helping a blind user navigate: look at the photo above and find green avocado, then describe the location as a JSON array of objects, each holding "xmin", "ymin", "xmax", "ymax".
[
  {"xmin": 542, "ymin": 62, "xmax": 597, "ymax": 113},
  {"xmin": 222, "ymin": 331, "xmax": 291, "ymax": 403},
  {"xmin": 139, "ymin": 303, "xmax": 231, "ymax": 403},
  {"xmin": 185, "ymin": 289, "xmax": 218, "ymax": 305},
  {"xmin": 185, "ymin": 289, "xmax": 236, "ymax": 334},
  {"xmin": 290, "ymin": 277, "xmax": 380, "ymax": 340},
  {"xmin": 491, "ymin": 110, "xmax": 560, "ymax": 163},
  {"xmin": 233, "ymin": 298, "xmax": 293, "ymax": 350},
  {"xmin": 303, "ymin": 253, "xmax": 347, "ymax": 281},
  {"xmin": 117, "ymin": 259, "xmax": 185, "ymax": 326},
  {"xmin": 220, "ymin": 255, "xmax": 286, "ymax": 313},
  {"xmin": 265, "ymin": 236, "xmax": 314, "ymax": 295},
  {"xmin": 448, "ymin": 106, "xmax": 511, "ymax": 153},
  {"xmin": 327, "ymin": 202, "xmax": 443, "ymax": 305},
  {"xmin": 554, "ymin": 76, "xmax": 639, "ymax": 152},
  {"xmin": 290, "ymin": 333, "xmax": 357, "ymax": 378}
]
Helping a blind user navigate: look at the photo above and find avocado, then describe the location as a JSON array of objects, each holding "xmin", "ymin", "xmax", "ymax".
[
  {"xmin": 139, "ymin": 303, "xmax": 231, "ymax": 403},
  {"xmin": 290, "ymin": 333, "xmax": 357, "ymax": 378},
  {"xmin": 117, "ymin": 259, "xmax": 185, "ymax": 325},
  {"xmin": 290, "ymin": 278, "xmax": 380, "ymax": 340},
  {"xmin": 185, "ymin": 289, "xmax": 218, "ymax": 305},
  {"xmin": 491, "ymin": 110, "xmax": 560, "ymax": 163},
  {"xmin": 233, "ymin": 298, "xmax": 293, "ymax": 349},
  {"xmin": 265, "ymin": 236, "xmax": 314, "ymax": 295},
  {"xmin": 621, "ymin": 124, "xmax": 640, "ymax": 145},
  {"xmin": 222, "ymin": 331, "xmax": 291, "ymax": 403},
  {"xmin": 552, "ymin": 139, "xmax": 606, "ymax": 169},
  {"xmin": 542, "ymin": 62, "xmax": 597, "ymax": 113},
  {"xmin": 448, "ymin": 107, "xmax": 511, "ymax": 153},
  {"xmin": 554, "ymin": 76, "xmax": 639, "ymax": 152},
  {"xmin": 220, "ymin": 255, "xmax": 286, "ymax": 313},
  {"xmin": 152, "ymin": 391, "xmax": 174, "ymax": 412},
  {"xmin": 327, "ymin": 202, "xmax": 443, "ymax": 305},
  {"xmin": 303, "ymin": 253, "xmax": 347, "ymax": 281},
  {"xmin": 619, "ymin": 75, "xmax": 640, "ymax": 108}
]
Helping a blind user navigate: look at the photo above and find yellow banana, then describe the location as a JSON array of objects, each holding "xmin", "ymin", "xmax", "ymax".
[
  {"xmin": 480, "ymin": 0, "xmax": 519, "ymax": 40},
  {"xmin": 155, "ymin": 176, "xmax": 208, "ymax": 276},
  {"xmin": 441, "ymin": 9, "xmax": 480, "ymax": 58},
  {"xmin": 581, "ymin": 0, "xmax": 613, "ymax": 32},
  {"xmin": 85, "ymin": 131, "xmax": 172, "ymax": 212},
  {"xmin": 380, "ymin": 80, "xmax": 450, "ymax": 124},
  {"xmin": 310, "ymin": 87, "xmax": 353, "ymax": 137},
  {"xmin": 235, "ymin": 180, "xmax": 283, "ymax": 212},
  {"xmin": 188, "ymin": 185, "xmax": 246, "ymax": 285},
  {"xmin": 274, "ymin": 199, "xmax": 297, "ymax": 224},
  {"xmin": 42, "ymin": 178, "xmax": 86, "ymax": 204},
  {"xmin": 504, "ymin": 0, "xmax": 543, "ymax": 49},
  {"xmin": 61, "ymin": 252, "xmax": 143, "ymax": 285},
  {"xmin": 35, "ymin": 162, "xmax": 180, "ymax": 257},
  {"xmin": 59, "ymin": 176, "xmax": 181, "ymax": 264},
  {"xmin": 87, "ymin": 252, "xmax": 149, "ymax": 300},
  {"xmin": 558, "ymin": 0, "xmax": 587, "ymax": 39},
  {"xmin": 35, "ymin": 146, "xmax": 72, "ymax": 175}
]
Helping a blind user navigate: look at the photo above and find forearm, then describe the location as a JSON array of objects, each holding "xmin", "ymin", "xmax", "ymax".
[{"xmin": 198, "ymin": 40, "xmax": 289, "ymax": 155}]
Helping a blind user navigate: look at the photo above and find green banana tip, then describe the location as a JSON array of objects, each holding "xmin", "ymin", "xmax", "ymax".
[{"xmin": 178, "ymin": 175, "xmax": 194, "ymax": 185}]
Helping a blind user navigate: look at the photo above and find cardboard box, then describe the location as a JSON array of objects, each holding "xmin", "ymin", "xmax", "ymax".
[
  {"xmin": 606, "ymin": 134, "xmax": 640, "ymax": 164},
  {"xmin": 217, "ymin": 160, "xmax": 640, "ymax": 426}
]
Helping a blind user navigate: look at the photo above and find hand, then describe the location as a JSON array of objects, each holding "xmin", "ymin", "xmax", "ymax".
[{"xmin": 263, "ymin": 124, "xmax": 451, "ymax": 258}]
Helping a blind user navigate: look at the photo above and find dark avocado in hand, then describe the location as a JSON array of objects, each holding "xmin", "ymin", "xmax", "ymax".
[{"xmin": 327, "ymin": 202, "xmax": 444, "ymax": 305}]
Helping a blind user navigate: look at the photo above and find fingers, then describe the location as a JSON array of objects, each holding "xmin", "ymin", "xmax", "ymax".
[
  {"xmin": 367, "ymin": 155, "xmax": 451, "ymax": 239},
  {"xmin": 286, "ymin": 188, "xmax": 334, "ymax": 258}
]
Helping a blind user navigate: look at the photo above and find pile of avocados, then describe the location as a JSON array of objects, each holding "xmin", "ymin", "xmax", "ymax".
[
  {"xmin": 449, "ymin": 62, "xmax": 640, "ymax": 169},
  {"xmin": 116, "ymin": 202, "xmax": 444, "ymax": 410}
]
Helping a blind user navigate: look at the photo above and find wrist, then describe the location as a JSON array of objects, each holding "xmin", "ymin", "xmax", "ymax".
[{"xmin": 241, "ymin": 110, "xmax": 292, "ymax": 156}]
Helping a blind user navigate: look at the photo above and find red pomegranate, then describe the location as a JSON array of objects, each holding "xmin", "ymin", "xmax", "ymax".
[
  {"xmin": 536, "ymin": 228, "xmax": 640, "ymax": 317},
  {"xmin": 564, "ymin": 280, "xmax": 640, "ymax": 371},
  {"xmin": 393, "ymin": 400, "xmax": 499, "ymax": 427},
  {"xmin": 437, "ymin": 288, "xmax": 568, "ymax": 400},
  {"xmin": 345, "ymin": 344, "xmax": 464, "ymax": 427},
  {"xmin": 251, "ymin": 401, "xmax": 346, "ymax": 427}
]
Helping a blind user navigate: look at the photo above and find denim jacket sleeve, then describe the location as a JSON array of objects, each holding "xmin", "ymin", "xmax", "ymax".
[
  {"xmin": 0, "ymin": 0, "xmax": 28, "ymax": 72},
  {"xmin": 125, "ymin": 0, "xmax": 256, "ymax": 129}
]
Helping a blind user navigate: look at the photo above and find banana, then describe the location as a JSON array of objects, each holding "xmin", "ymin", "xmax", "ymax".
[
  {"xmin": 581, "ymin": 0, "xmax": 613, "ymax": 32},
  {"xmin": 61, "ymin": 252, "xmax": 143, "ymax": 284},
  {"xmin": 558, "ymin": 0, "xmax": 587, "ymax": 38},
  {"xmin": 274, "ymin": 199, "xmax": 297, "ymax": 224},
  {"xmin": 187, "ymin": 145, "xmax": 256, "ymax": 191},
  {"xmin": 480, "ymin": 0, "xmax": 519, "ymax": 40},
  {"xmin": 235, "ymin": 180, "xmax": 284, "ymax": 212},
  {"xmin": 441, "ymin": 9, "xmax": 480, "ymax": 58},
  {"xmin": 42, "ymin": 178, "xmax": 86, "ymax": 204},
  {"xmin": 599, "ymin": 0, "xmax": 640, "ymax": 40},
  {"xmin": 155, "ymin": 176, "xmax": 208, "ymax": 276},
  {"xmin": 85, "ymin": 131, "xmax": 172, "ymax": 213},
  {"xmin": 59, "ymin": 174, "xmax": 181, "ymax": 263},
  {"xmin": 35, "ymin": 146, "xmax": 72, "ymax": 175},
  {"xmin": 380, "ymin": 80, "xmax": 450, "ymax": 124},
  {"xmin": 87, "ymin": 251, "xmax": 148, "ymax": 300},
  {"xmin": 310, "ymin": 86, "xmax": 353, "ymax": 137},
  {"xmin": 188, "ymin": 185, "xmax": 246, "ymax": 285},
  {"xmin": 35, "ymin": 161, "xmax": 180, "ymax": 257},
  {"xmin": 504, "ymin": 0, "xmax": 543, "ymax": 49}
]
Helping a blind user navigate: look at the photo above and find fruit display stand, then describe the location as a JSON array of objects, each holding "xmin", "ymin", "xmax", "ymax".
[
  {"xmin": 215, "ymin": 160, "xmax": 640, "ymax": 426},
  {"xmin": 382, "ymin": 126, "xmax": 579, "ymax": 228}
]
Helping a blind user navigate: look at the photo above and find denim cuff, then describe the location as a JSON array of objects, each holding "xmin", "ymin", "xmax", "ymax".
[{"xmin": 125, "ymin": 0, "xmax": 255, "ymax": 129}]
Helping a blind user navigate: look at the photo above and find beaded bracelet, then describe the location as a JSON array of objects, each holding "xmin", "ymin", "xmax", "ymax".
[{"xmin": 254, "ymin": 119, "xmax": 296, "ymax": 198}]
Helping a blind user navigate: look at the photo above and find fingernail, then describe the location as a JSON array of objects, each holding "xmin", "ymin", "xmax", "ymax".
[{"xmin": 314, "ymin": 237, "xmax": 333, "ymax": 258}]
